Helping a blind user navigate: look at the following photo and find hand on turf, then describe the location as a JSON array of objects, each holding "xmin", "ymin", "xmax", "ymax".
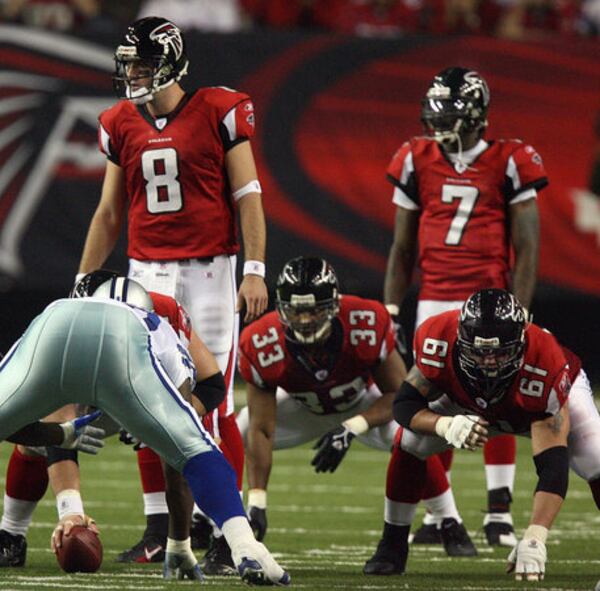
[
  {"xmin": 51, "ymin": 514, "xmax": 98, "ymax": 553},
  {"xmin": 507, "ymin": 537, "xmax": 547, "ymax": 581},
  {"xmin": 163, "ymin": 540, "xmax": 204, "ymax": 580},
  {"xmin": 60, "ymin": 410, "xmax": 105, "ymax": 454},
  {"xmin": 311, "ymin": 425, "xmax": 355, "ymax": 473},
  {"xmin": 248, "ymin": 506, "xmax": 267, "ymax": 541}
]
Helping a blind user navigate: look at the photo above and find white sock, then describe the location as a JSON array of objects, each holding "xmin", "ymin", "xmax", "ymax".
[
  {"xmin": 1, "ymin": 495, "xmax": 36, "ymax": 536},
  {"xmin": 423, "ymin": 489, "xmax": 461, "ymax": 523},
  {"xmin": 384, "ymin": 498, "xmax": 418, "ymax": 526},
  {"xmin": 485, "ymin": 464, "xmax": 515, "ymax": 492},
  {"xmin": 143, "ymin": 492, "xmax": 168, "ymax": 515},
  {"xmin": 422, "ymin": 511, "xmax": 437, "ymax": 526},
  {"xmin": 221, "ymin": 515, "xmax": 257, "ymax": 557}
]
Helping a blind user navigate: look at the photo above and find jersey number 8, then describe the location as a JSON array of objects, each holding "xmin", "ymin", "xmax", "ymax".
[{"xmin": 142, "ymin": 148, "xmax": 183, "ymax": 214}]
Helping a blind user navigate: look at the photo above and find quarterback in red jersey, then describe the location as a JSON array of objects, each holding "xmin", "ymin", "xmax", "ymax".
[
  {"xmin": 76, "ymin": 17, "xmax": 265, "ymax": 569},
  {"xmin": 366, "ymin": 290, "xmax": 600, "ymax": 581},
  {"xmin": 236, "ymin": 257, "xmax": 407, "ymax": 541},
  {"xmin": 383, "ymin": 66, "xmax": 548, "ymax": 550}
]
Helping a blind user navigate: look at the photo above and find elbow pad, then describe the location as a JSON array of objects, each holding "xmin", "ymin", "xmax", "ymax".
[
  {"xmin": 393, "ymin": 381, "xmax": 428, "ymax": 428},
  {"xmin": 534, "ymin": 445, "xmax": 569, "ymax": 499},
  {"xmin": 192, "ymin": 372, "xmax": 226, "ymax": 414}
]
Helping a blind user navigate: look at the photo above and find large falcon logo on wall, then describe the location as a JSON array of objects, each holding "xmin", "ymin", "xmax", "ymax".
[{"xmin": 0, "ymin": 25, "xmax": 113, "ymax": 287}]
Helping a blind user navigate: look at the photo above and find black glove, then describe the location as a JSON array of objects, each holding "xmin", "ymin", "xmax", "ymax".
[
  {"xmin": 390, "ymin": 313, "xmax": 408, "ymax": 356},
  {"xmin": 248, "ymin": 506, "xmax": 267, "ymax": 541},
  {"xmin": 119, "ymin": 428, "xmax": 142, "ymax": 451},
  {"xmin": 311, "ymin": 425, "xmax": 355, "ymax": 473}
]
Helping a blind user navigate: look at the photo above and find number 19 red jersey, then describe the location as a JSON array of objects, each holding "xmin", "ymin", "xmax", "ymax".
[
  {"xmin": 387, "ymin": 138, "xmax": 548, "ymax": 301},
  {"xmin": 413, "ymin": 310, "xmax": 578, "ymax": 433},
  {"xmin": 98, "ymin": 87, "xmax": 256, "ymax": 261}
]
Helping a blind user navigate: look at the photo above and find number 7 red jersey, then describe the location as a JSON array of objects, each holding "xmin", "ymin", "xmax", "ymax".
[
  {"xmin": 413, "ymin": 310, "xmax": 580, "ymax": 433},
  {"xmin": 98, "ymin": 87, "xmax": 256, "ymax": 261},
  {"xmin": 387, "ymin": 138, "xmax": 548, "ymax": 301}
]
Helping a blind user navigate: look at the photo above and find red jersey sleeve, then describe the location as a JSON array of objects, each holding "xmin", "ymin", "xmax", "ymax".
[
  {"xmin": 238, "ymin": 313, "xmax": 285, "ymax": 390},
  {"xmin": 149, "ymin": 292, "xmax": 192, "ymax": 345},
  {"xmin": 386, "ymin": 140, "xmax": 420, "ymax": 207},
  {"xmin": 413, "ymin": 311, "xmax": 458, "ymax": 383},
  {"xmin": 208, "ymin": 87, "xmax": 256, "ymax": 151},
  {"xmin": 98, "ymin": 103, "xmax": 125, "ymax": 165},
  {"xmin": 504, "ymin": 141, "xmax": 548, "ymax": 202}
]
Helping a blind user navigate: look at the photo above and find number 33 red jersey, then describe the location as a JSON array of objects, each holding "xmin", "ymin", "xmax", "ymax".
[
  {"xmin": 387, "ymin": 138, "xmax": 548, "ymax": 301},
  {"xmin": 98, "ymin": 87, "xmax": 256, "ymax": 261},
  {"xmin": 238, "ymin": 296, "xmax": 396, "ymax": 415},
  {"xmin": 414, "ymin": 310, "xmax": 581, "ymax": 433}
]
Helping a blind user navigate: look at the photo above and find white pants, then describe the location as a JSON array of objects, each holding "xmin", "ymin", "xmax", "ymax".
[
  {"xmin": 236, "ymin": 384, "xmax": 399, "ymax": 451},
  {"xmin": 398, "ymin": 370, "xmax": 600, "ymax": 482},
  {"xmin": 129, "ymin": 255, "xmax": 238, "ymax": 416},
  {"xmin": 416, "ymin": 299, "xmax": 464, "ymax": 329}
]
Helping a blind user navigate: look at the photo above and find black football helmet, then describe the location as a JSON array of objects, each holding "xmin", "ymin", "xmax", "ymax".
[
  {"xmin": 71, "ymin": 270, "xmax": 154, "ymax": 310},
  {"xmin": 276, "ymin": 257, "xmax": 340, "ymax": 345},
  {"xmin": 457, "ymin": 289, "xmax": 527, "ymax": 403},
  {"xmin": 113, "ymin": 17, "xmax": 189, "ymax": 104},
  {"xmin": 421, "ymin": 67, "xmax": 490, "ymax": 145}
]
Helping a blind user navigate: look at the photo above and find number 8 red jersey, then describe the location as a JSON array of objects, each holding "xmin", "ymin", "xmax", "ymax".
[
  {"xmin": 413, "ymin": 310, "xmax": 578, "ymax": 433},
  {"xmin": 387, "ymin": 138, "xmax": 548, "ymax": 301},
  {"xmin": 98, "ymin": 87, "xmax": 256, "ymax": 261}
]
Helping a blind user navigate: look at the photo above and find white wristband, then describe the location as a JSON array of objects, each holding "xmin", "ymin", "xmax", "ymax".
[
  {"xmin": 232, "ymin": 179, "xmax": 262, "ymax": 201},
  {"xmin": 56, "ymin": 489, "xmax": 84, "ymax": 520},
  {"xmin": 434, "ymin": 416, "xmax": 452, "ymax": 438},
  {"xmin": 385, "ymin": 304, "xmax": 400, "ymax": 317},
  {"xmin": 524, "ymin": 524, "xmax": 548, "ymax": 544},
  {"xmin": 243, "ymin": 260, "xmax": 266, "ymax": 278},
  {"xmin": 166, "ymin": 537, "xmax": 192, "ymax": 553},
  {"xmin": 342, "ymin": 415, "xmax": 370, "ymax": 435},
  {"xmin": 248, "ymin": 488, "xmax": 267, "ymax": 509}
]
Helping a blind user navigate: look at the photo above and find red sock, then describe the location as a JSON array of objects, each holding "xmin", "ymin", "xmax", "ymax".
[
  {"xmin": 589, "ymin": 477, "xmax": 600, "ymax": 510},
  {"xmin": 218, "ymin": 414, "xmax": 245, "ymax": 491},
  {"xmin": 422, "ymin": 454, "xmax": 450, "ymax": 500},
  {"xmin": 6, "ymin": 446, "xmax": 48, "ymax": 501},
  {"xmin": 438, "ymin": 449, "xmax": 454, "ymax": 471},
  {"xmin": 137, "ymin": 447, "xmax": 166, "ymax": 493},
  {"xmin": 484, "ymin": 435, "xmax": 516, "ymax": 464},
  {"xmin": 386, "ymin": 438, "xmax": 427, "ymax": 504}
]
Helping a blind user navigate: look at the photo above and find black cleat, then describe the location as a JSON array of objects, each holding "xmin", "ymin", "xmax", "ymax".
[
  {"xmin": 0, "ymin": 530, "xmax": 26, "ymax": 567},
  {"xmin": 440, "ymin": 518, "xmax": 477, "ymax": 557},
  {"xmin": 191, "ymin": 514, "xmax": 213, "ymax": 550},
  {"xmin": 410, "ymin": 523, "xmax": 443, "ymax": 545},
  {"xmin": 200, "ymin": 535, "xmax": 236, "ymax": 576},
  {"xmin": 363, "ymin": 540, "xmax": 407, "ymax": 575},
  {"xmin": 115, "ymin": 535, "xmax": 165, "ymax": 563},
  {"xmin": 483, "ymin": 513, "xmax": 517, "ymax": 547}
]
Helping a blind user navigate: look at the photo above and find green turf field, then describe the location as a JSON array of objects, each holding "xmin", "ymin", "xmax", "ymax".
[{"xmin": 0, "ymin": 429, "xmax": 597, "ymax": 590}]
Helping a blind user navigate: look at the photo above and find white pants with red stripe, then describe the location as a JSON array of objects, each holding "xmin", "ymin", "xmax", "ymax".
[{"xmin": 129, "ymin": 255, "xmax": 238, "ymax": 418}]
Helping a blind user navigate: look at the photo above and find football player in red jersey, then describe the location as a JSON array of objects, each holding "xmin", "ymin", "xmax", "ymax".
[
  {"xmin": 75, "ymin": 17, "xmax": 266, "ymax": 570},
  {"xmin": 383, "ymin": 67, "xmax": 548, "ymax": 551},
  {"xmin": 236, "ymin": 256, "xmax": 409, "ymax": 541},
  {"xmin": 366, "ymin": 289, "xmax": 600, "ymax": 581}
]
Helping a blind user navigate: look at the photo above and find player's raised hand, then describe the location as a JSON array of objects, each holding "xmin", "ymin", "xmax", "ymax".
[{"xmin": 237, "ymin": 274, "xmax": 268, "ymax": 323}]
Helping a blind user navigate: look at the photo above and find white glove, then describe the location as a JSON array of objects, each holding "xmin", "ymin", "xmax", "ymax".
[
  {"xmin": 435, "ymin": 414, "xmax": 488, "ymax": 450},
  {"xmin": 163, "ymin": 537, "xmax": 203, "ymax": 580},
  {"xmin": 59, "ymin": 411, "xmax": 105, "ymax": 454},
  {"xmin": 507, "ymin": 526, "xmax": 548, "ymax": 581}
]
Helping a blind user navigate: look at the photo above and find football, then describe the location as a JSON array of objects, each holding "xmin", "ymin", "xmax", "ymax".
[{"xmin": 56, "ymin": 525, "xmax": 103, "ymax": 573}]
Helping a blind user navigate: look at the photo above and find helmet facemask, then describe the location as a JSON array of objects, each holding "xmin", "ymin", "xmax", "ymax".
[{"xmin": 276, "ymin": 293, "xmax": 340, "ymax": 345}]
